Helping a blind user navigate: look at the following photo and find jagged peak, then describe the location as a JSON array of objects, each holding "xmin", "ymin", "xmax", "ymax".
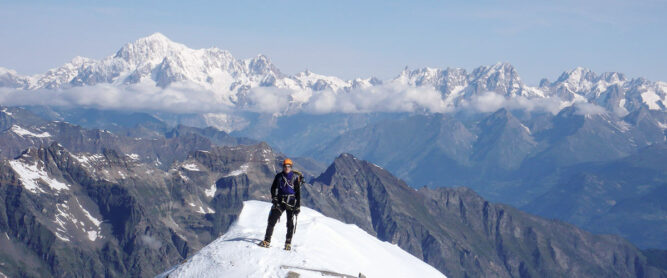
[
  {"xmin": 402, "ymin": 66, "xmax": 457, "ymax": 76},
  {"xmin": 470, "ymin": 62, "xmax": 520, "ymax": 82},
  {"xmin": 553, "ymin": 67, "xmax": 629, "ymax": 89},
  {"xmin": 598, "ymin": 71, "xmax": 626, "ymax": 83},
  {"xmin": 556, "ymin": 66, "xmax": 596, "ymax": 83},
  {"xmin": 245, "ymin": 54, "xmax": 280, "ymax": 76},
  {"xmin": 251, "ymin": 53, "xmax": 270, "ymax": 62},
  {"xmin": 335, "ymin": 152, "xmax": 358, "ymax": 162},
  {"xmin": 331, "ymin": 153, "xmax": 394, "ymax": 175},
  {"xmin": 314, "ymin": 153, "xmax": 359, "ymax": 185},
  {"xmin": 473, "ymin": 62, "xmax": 516, "ymax": 73},
  {"xmin": 492, "ymin": 61, "xmax": 516, "ymax": 71}
]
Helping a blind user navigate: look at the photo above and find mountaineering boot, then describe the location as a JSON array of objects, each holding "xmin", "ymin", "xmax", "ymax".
[
  {"xmin": 284, "ymin": 243, "xmax": 291, "ymax": 251},
  {"xmin": 258, "ymin": 240, "xmax": 270, "ymax": 248}
]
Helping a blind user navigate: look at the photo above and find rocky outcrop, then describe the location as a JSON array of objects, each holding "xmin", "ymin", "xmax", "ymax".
[{"xmin": 0, "ymin": 142, "xmax": 287, "ymax": 277}]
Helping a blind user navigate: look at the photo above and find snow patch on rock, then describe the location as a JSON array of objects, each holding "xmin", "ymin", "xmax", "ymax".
[
  {"xmin": 54, "ymin": 202, "xmax": 73, "ymax": 242},
  {"xmin": 204, "ymin": 183, "xmax": 216, "ymax": 198},
  {"xmin": 71, "ymin": 153, "xmax": 104, "ymax": 168},
  {"xmin": 9, "ymin": 160, "xmax": 69, "ymax": 193},
  {"xmin": 224, "ymin": 163, "xmax": 249, "ymax": 177},
  {"xmin": 182, "ymin": 162, "xmax": 200, "ymax": 171},
  {"xmin": 77, "ymin": 198, "xmax": 102, "ymax": 228},
  {"xmin": 10, "ymin": 125, "xmax": 51, "ymax": 138},
  {"xmin": 54, "ymin": 198, "xmax": 104, "ymax": 242}
]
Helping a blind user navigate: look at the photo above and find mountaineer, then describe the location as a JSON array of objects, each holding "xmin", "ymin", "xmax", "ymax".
[{"xmin": 258, "ymin": 158, "xmax": 302, "ymax": 250}]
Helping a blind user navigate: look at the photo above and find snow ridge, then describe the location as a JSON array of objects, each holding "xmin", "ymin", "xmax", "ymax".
[{"xmin": 160, "ymin": 201, "xmax": 445, "ymax": 278}]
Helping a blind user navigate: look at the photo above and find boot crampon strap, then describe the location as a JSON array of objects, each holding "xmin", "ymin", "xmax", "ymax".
[{"xmin": 258, "ymin": 240, "xmax": 270, "ymax": 248}]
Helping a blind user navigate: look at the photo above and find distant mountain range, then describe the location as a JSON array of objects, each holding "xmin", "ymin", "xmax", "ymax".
[
  {"xmin": 299, "ymin": 106, "xmax": 667, "ymax": 249},
  {"xmin": 0, "ymin": 33, "xmax": 665, "ymax": 122}
]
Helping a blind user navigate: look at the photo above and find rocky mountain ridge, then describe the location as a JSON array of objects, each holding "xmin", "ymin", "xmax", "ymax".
[
  {"xmin": 0, "ymin": 117, "xmax": 665, "ymax": 278},
  {"xmin": 1, "ymin": 141, "xmax": 665, "ymax": 277}
]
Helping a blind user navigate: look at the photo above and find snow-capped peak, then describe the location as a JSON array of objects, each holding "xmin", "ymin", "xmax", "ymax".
[
  {"xmin": 552, "ymin": 67, "xmax": 625, "ymax": 91},
  {"xmin": 114, "ymin": 32, "xmax": 186, "ymax": 65},
  {"xmin": 159, "ymin": 201, "xmax": 446, "ymax": 278},
  {"xmin": 471, "ymin": 62, "xmax": 518, "ymax": 77},
  {"xmin": 557, "ymin": 66, "xmax": 595, "ymax": 83},
  {"xmin": 0, "ymin": 33, "xmax": 665, "ymax": 115},
  {"xmin": 244, "ymin": 54, "xmax": 281, "ymax": 77}
]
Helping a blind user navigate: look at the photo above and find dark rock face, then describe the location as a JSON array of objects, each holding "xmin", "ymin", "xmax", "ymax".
[
  {"xmin": 303, "ymin": 154, "xmax": 666, "ymax": 278},
  {"xmin": 0, "ymin": 143, "xmax": 187, "ymax": 277},
  {"xmin": 0, "ymin": 141, "xmax": 286, "ymax": 278}
]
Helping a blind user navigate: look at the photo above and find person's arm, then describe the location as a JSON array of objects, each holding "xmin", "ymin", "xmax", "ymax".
[
  {"xmin": 270, "ymin": 174, "xmax": 279, "ymax": 203},
  {"xmin": 295, "ymin": 174, "xmax": 301, "ymax": 210}
]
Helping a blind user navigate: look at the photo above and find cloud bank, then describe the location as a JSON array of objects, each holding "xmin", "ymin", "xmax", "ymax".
[
  {"xmin": 304, "ymin": 83, "xmax": 450, "ymax": 114},
  {"xmin": 0, "ymin": 81, "xmax": 576, "ymax": 116},
  {"xmin": 0, "ymin": 82, "xmax": 236, "ymax": 114}
]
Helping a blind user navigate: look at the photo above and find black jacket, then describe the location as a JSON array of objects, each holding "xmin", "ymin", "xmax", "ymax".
[{"xmin": 270, "ymin": 171, "xmax": 301, "ymax": 208}]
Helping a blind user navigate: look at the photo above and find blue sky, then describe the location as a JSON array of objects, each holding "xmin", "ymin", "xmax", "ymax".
[{"xmin": 1, "ymin": 0, "xmax": 665, "ymax": 84}]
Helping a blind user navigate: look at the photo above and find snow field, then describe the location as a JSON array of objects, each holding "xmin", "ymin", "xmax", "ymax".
[{"xmin": 163, "ymin": 200, "xmax": 445, "ymax": 278}]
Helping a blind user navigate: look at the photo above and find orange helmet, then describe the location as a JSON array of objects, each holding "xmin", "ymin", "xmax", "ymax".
[{"xmin": 282, "ymin": 158, "xmax": 293, "ymax": 166}]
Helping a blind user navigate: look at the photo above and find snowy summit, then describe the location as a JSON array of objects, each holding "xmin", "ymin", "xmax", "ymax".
[{"xmin": 158, "ymin": 200, "xmax": 446, "ymax": 278}]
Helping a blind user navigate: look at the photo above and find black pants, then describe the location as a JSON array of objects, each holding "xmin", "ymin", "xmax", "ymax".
[{"xmin": 263, "ymin": 203, "xmax": 295, "ymax": 244}]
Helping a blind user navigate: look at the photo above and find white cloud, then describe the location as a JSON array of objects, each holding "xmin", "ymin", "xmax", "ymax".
[
  {"xmin": 304, "ymin": 82, "xmax": 451, "ymax": 114},
  {"xmin": 245, "ymin": 87, "xmax": 293, "ymax": 114},
  {"xmin": 0, "ymin": 82, "xmax": 236, "ymax": 114},
  {"xmin": 1, "ymin": 82, "xmax": 570, "ymax": 116}
]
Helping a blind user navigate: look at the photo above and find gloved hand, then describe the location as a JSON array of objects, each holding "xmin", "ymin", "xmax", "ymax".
[
  {"xmin": 271, "ymin": 197, "xmax": 279, "ymax": 205},
  {"xmin": 294, "ymin": 207, "xmax": 300, "ymax": 215}
]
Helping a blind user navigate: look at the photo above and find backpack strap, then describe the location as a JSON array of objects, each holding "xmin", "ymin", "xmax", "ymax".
[{"xmin": 292, "ymin": 170, "xmax": 303, "ymax": 184}]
